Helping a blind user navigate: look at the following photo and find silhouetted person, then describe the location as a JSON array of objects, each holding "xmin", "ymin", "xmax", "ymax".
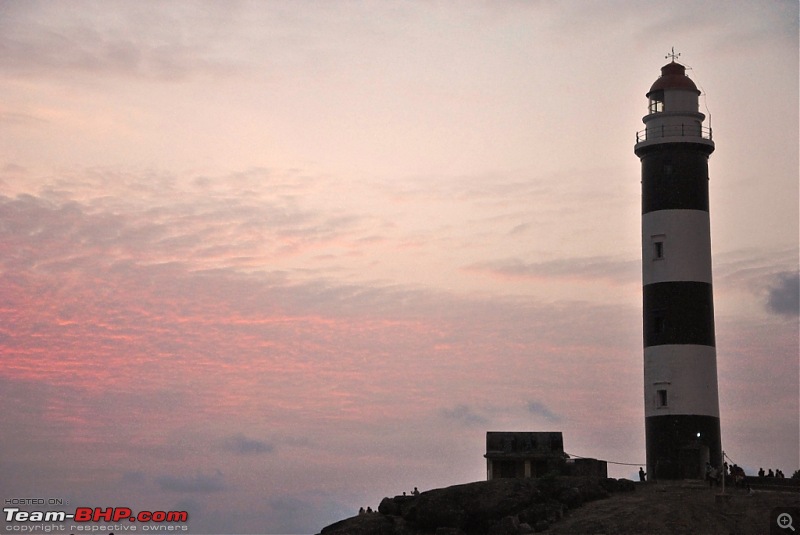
[
  {"xmin": 767, "ymin": 469, "xmax": 774, "ymax": 478},
  {"xmin": 758, "ymin": 467, "xmax": 765, "ymax": 478},
  {"xmin": 412, "ymin": 487, "xmax": 420, "ymax": 496},
  {"xmin": 366, "ymin": 506, "xmax": 373, "ymax": 514},
  {"xmin": 732, "ymin": 465, "xmax": 745, "ymax": 487},
  {"xmin": 708, "ymin": 463, "xmax": 721, "ymax": 487},
  {"xmin": 358, "ymin": 507, "xmax": 365, "ymax": 515},
  {"xmin": 639, "ymin": 467, "xmax": 646, "ymax": 482}
]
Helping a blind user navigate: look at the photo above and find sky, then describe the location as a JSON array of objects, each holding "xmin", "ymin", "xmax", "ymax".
[{"xmin": 0, "ymin": 1, "xmax": 797, "ymax": 533}]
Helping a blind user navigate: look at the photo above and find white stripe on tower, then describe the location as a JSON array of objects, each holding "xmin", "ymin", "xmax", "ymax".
[{"xmin": 642, "ymin": 210, "xmax": 711, "ymax": 286}]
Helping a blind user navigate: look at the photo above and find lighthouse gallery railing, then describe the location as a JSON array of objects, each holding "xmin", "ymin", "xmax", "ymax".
[{"xmin": 636, "ymin": 124, "xmax": 713, "ymax": 143}]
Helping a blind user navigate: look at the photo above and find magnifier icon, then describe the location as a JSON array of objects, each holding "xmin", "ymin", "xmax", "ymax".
[{"xmin": 778, "ymin": 512, "xmax": 796, "ymax": 532}]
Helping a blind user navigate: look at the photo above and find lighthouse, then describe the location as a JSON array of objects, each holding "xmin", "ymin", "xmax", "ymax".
[{"xmin": 634, "ymin": 52, "xmax": 722, "ymax": 480}]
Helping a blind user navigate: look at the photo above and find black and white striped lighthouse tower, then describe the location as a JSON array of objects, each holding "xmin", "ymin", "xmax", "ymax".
[{"xmin": 634, "ymin": 52, "xmax": 721, "ymax": 480}]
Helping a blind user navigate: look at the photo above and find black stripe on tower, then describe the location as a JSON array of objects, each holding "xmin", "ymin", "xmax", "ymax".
[
  {"xmin": 646, "ymin": 415, "xmax": 722, "ymax": 480},
  {"xmin": 639, "ymin": 145, "xmax": 712, "ymax": 214},
  {"xmin": 643, "ymin": 282, "xmax": 716, "ymax": 347}
]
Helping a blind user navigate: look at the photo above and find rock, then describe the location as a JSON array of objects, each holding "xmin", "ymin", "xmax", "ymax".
[
  {"xmin": 379, "ymin": 497, "xmax": 401, "ymax": 516},
  {"xmin": 599, "ymin": 477, "xmax": 619, "ymax": 493},
  {"xmin": 320, "ymin": 476, "xmax": 617, "ymax": 534},
  {"xmin": 488, "ymin": 515, "xmax": 520, "ymax": 535},
  {"xmin": 617, "ymin": 478, "xmax": 636, "ymax": 492},
  {"xmin": 519, "ymin": 522, "xmax": 534, "ymax": 534},
  {"xmin": 319, "ymin": 511, "xmax": 399, "ymax": 535},
  {"xmin": 378, "ymin": 495, "xmax": 417, "ymax": 517},
  {"xmin": 404, "ymin": 489, "xmax": 465, "ymax": 529},
  {"xmin": 545, "ymin": 500, "xmax": 564, "ymax": 522},
  {"xmin": 557, "ymin": 487, "xmax": 583, "ymax": 509},
  {"xmin": 405, "ymin": 478, "xmax": 541, "ymax": 532},
  {"xmin": 519, "ymin": 503, "xmax": 546, "ymax": 525},
  {"xmin": 569, "ymin": 479, "xmax": 609, "ymax": 504}
]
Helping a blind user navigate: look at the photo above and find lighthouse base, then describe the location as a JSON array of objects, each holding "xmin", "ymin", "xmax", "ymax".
[{"xmin": 645, "ymin": 414, "xmax": 721, "ymax": 481}]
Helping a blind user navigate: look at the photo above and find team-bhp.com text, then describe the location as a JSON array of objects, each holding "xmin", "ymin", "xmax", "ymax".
[{"xmin": 4, "ymin": 508, "xmax": 188, "ymax": 532}]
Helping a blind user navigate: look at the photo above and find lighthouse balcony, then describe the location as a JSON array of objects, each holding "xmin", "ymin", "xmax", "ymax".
[{"xmin": 635, "ymin": 124, "xmax": 714, "ymax": 153}]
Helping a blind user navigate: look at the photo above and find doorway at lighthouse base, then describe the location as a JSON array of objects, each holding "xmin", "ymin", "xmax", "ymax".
[{"xmin": 646, "ymin": 414, "xmax": 721, "ymax": 480}]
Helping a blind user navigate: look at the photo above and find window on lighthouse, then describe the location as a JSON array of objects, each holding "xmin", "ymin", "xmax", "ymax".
[
  {"xmin": 648, "ymin": 91, "xmax": 664, "ymax": 114},
  {"xmin": 651, "ymin": 234, "xmax": 666, "ymax": 260},
  {"xmin": 657, "ymin": 389, "xmax": 668, "ymax": 408},
  {"xmin": 654, "ymin": 241, "xmax": 664, "ymax": 260}
]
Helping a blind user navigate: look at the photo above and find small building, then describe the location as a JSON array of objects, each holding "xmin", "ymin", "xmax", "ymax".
[
  {"xmin": 485, "ymin": 432, "xmax": 566, "ymax": 480},
  {"xmin": 485, "ymin": 432, "xmax": 607, "ymax": 480}
]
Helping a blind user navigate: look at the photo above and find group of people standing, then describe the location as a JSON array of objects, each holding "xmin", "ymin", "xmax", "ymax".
[
  {"xmin": 757, "ymin": 467, "xmax": 787, "ymax": 478},
  {"xmin": 705, "ymin": 461, "xmax": 749, "ymax": 488},
  {"xmin": 635, "ymin": 462, "xmax": 793, "ymax": 489},
  {"xmin": 358, "ymin": 487, "xmax": 421, "ymax": 516}
]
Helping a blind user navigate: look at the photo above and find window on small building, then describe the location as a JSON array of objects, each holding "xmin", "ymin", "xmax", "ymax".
[
  {"xmin": 648, "ymin": 91, "xmax": 664, "ymax": 114},
  {"xmin": 657, "ymin": 389, "xmax": 668, "ymax": 408}
]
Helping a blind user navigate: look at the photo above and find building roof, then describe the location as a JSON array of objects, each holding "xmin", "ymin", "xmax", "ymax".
[
  {"xmin": 647, "ymin": 61, "xmax": 700, "ymax": 95},
  {"xmin": 485, "ymin": 431, "xmax": 564, "ymax": 458}
]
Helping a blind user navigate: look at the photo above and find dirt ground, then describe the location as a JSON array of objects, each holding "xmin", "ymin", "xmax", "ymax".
[{"xmin": 548, "ymin": 480, "xmax": 799, "ymax": 535}]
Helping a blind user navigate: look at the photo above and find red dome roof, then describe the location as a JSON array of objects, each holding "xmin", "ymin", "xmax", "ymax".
[{"xmin": 647, "ymin": 62, "xmax": 699, "ymax": 94}]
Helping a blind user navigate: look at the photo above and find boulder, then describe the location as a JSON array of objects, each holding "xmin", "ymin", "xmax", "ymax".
[
  {"xmin": 379, "ymin": 497, "xmax": 401, "ymax": 516},
  {"xmin": 556, "ymin": 487, "xmax": 583, "ymax": 509},
  {"xmin": 573, "ymin": 479, "xmax": 609, "ymax": 502},
  {"xmin": 545, "ymin": 500, "xmax": 564, "ymax": 522},
  {"xmin": 599, "ymin": 477, "xmax": 619, "ymax": 493},
  {"xmin": 405, "ymin": 478, "xmax": 541, "ymax": 532},
  {"xmin": 519, "ymin": 499, "xmax": 564, "ymax": 524},
  {"xmin": 319, "ymin": 511, "xmax": 399, "ymax": 535},
  {"xmin": 379, "ymin": 495, "xmax": 417, "ymax": 517},
  {"xmin": 617, "ymin": 478, "xmax": 636, "ymax": 492},
  {"xmin": 488, "ymin": 515, "xmax": 520, "ymax": 535},
  {"xmin": 518, "ymin": 503, "xmax": 546, "ymax": 525},
  {"xmin": 319, "ymin": 476, "xmax": 626, "ymax": 534},
  {"xmin": 403, "ymin": 488, "xmax": 465, "ymax": 529}
]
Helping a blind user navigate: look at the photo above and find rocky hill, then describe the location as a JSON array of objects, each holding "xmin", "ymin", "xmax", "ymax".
[
  {"xmin": 317, "ymin": 476, "xmax": 633, "ymax": 534},
  {"xmin": 317, "ymin": 476, "xmax": 798, "ymax": 534}
]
